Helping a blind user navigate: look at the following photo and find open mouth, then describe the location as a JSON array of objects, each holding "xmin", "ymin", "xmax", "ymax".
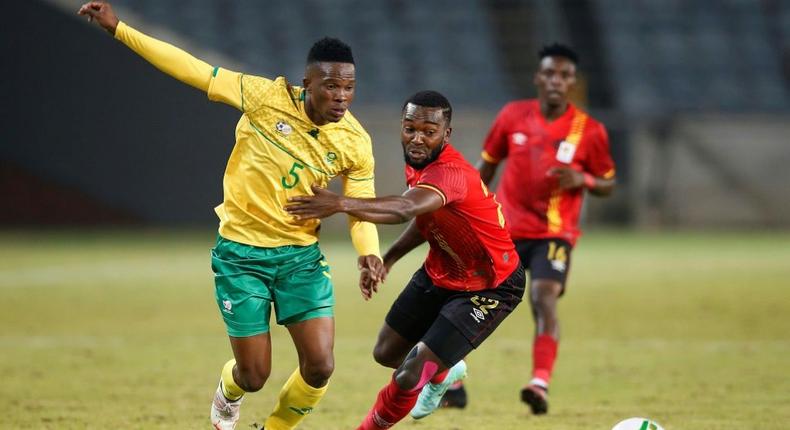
[
  {"xmin": 408, "ymin": 148, "xmax": 426, "ymax": 160},
  {"xmin": 330, "ymin": 108, "xmax": 346, "ymax": 117}
]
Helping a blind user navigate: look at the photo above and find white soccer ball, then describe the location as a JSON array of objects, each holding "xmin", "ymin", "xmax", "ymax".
[{"xmin": 611, "ymin": 417, "xmax": 665, "ymax": 430}]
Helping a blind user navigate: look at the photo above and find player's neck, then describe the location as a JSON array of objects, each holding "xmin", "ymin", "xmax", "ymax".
[
  {"xmin": 303, "ymin": 94, "xmax": 329, "ymax": 126},
  {"xmin": 540, "ymin": 100, "xmax": 569, "ymax": 122}
]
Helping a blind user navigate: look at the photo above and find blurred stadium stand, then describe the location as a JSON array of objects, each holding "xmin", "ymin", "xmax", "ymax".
[{"xmin": 2, "ymin": 0, "xmax": 788, "ymax": 228}]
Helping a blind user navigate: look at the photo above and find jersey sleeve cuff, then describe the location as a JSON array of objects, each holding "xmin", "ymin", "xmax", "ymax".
[
  {"xmin": 481, "ymin": 150, "xmax": 500, "ymax": 163},
  {"xmin": 416, "ymin": 183, "xmax": 447, "ymax": 206}
]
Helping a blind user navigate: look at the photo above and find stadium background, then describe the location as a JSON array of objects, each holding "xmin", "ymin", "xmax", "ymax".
[{"xmin": 1, "ymin": 1, "xmax": 789, "ymax": 429}]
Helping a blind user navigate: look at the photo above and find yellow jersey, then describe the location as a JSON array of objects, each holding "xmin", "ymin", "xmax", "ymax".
[{"xmin": 115, "ymin": 22, "xmax": 379, "ymax": 255}]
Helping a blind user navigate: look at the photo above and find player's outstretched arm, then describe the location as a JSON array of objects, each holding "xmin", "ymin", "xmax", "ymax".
[
  {"xmin": 77, "ymin": 1, "xmax": 242, "ymax": 108},
  {"xmin": 285, "ymin": 185, "xmax": 443, "ymax": 225},
  {"xmin": 78, "ymin": 1, "xmax": 119, "ymax": 34}
]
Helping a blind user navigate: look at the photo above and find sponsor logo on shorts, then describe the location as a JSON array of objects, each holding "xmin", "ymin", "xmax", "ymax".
[
  {"xmin": 222, "ymin": 300, "xmax": 234, "ymax": 315},
  {"xmin": 550, "ymin": 260, "xmax": 567, "ymax": 273},
  {"xmin": 469, "ymin": 295, "xmax": 500, "ymax": 323}
]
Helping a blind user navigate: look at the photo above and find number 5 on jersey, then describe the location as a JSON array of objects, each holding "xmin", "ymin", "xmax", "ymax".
[{"xmin": 281, "ymin": 162, "xmax": 304, "ymax": 189}]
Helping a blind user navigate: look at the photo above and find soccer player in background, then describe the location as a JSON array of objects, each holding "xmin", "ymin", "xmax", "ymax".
[
  {"xmin": 443, "ymin": 43, "xmax": 616, "ymax": 415},
  {"xmin": 285, "ymin": 90, "xmax": 526, "ymax": 429},
  {"xmin": 78, "ymin": 2, "xmax": 382, "ymax": 429}
]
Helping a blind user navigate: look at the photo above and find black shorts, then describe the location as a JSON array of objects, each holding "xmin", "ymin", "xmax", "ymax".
[
  {"xmin": 385, "ymin": 265, "xmax": 526, "ymax": 367},
  {"xmin": 515, "ymin": 239, "xmax": 573, "ymax": 293}
]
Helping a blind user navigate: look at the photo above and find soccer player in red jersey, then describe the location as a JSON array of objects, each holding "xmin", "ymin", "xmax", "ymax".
[
  {"xmin": 286, "ymin": 90, "xmax": 526, "ymax": 428},
  {"xmin": 444, "ymin": 43, "xmax": 616, "ymax": 415}
]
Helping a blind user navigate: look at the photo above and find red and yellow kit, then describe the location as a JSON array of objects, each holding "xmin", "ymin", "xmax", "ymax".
[
  {"xmin": 406, "ymin": 144, "xmax": 520, "ymax": 291},
  {"xmin": 481, "ymin": 100, "xmax": 615, "ymax": 246}
]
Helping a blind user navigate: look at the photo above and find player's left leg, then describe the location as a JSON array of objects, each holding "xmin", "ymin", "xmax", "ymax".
[
  {"xmin": 358, "ymin": 341, "xmax": 450, "ymax": 430},
  {"xmin": 411, "ymin": 264, "xmax": 526, "ymax": 420},
  {"xmin": 262, "ymin": 243, "xmax": 336, "ymax": 430},
  {"xmin": 263, "ymin": 317, "xmax": 334, "ymax": 430},
  {"xmin": 521, "ymin": 239, "xmax": 572, "ymax": 415}
]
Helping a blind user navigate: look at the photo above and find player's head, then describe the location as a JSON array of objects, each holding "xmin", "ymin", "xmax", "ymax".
[
  {"xmin": 534, "ymin": 43, "xmax": 578, "ymax": 108},
  {"xmin": 400, "ymin": 90, "xmax": 453, "ymax": 169},
  {"xmin": 303, "ymin": 37, "xmax": 356, "ymax": 125}
]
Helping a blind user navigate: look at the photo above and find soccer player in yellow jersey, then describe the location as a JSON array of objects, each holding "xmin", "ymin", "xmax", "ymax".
[{"xmin": 79, "ymin": 2, "xmax": 382, "ymax": 429}]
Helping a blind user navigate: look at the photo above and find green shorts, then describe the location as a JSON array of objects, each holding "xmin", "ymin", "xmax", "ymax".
[{"xmin": 211, "ymin": 235, "xmax": 334, "ymax": 337}]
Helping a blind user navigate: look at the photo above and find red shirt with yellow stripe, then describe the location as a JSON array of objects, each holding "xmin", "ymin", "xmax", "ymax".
[
  {"xmin": 405, "ymin": 144, "xmax": 520, "ymax": 292},
  {"xmin": 481, "ymin": 100, "xmax": 615, "ymax": 246}
]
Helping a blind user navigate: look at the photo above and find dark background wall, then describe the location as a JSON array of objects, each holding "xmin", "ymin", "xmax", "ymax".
[
  {"xmin": 1, "ymin": 0, "xmax": 236, "ymax": 225},
  {"xmin": 3, "ymin": 0, "xmax": 789, "ymax": 228}
]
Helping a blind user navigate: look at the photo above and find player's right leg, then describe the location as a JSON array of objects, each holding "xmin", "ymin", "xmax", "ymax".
[
  {"xmin": 210, "ymin": 235, "xmax": 278, "ymax": 429},
  {"xmin": 212, "ymin": 335, "xmax": 273, "ymax": 429}
]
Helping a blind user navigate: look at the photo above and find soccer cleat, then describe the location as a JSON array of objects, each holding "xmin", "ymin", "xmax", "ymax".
[
  {"xmin": 211, "ymin": 380, "xmax": 244, "ymax": 430},
  {"xmin": 520, "ymin": 384, "xmax": 548, "ymax": 415},
  {"xmin": 440, "ymin": 383, "xmax": 468, "ymax": 409},
  {"xmin": 410, "ymin": 360, "xmax": 467, "ymax": 419}
]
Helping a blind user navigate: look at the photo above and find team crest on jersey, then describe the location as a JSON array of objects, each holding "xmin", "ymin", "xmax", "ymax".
[
  {"xmin": 556, "ymin": 140, "xmax": 577, "ymax": 163},
  {"xmin": 275, "ymin": 121, "xmax": 293, "ymax": 136},
  {"xmin": 511, "ymin": 132, "xmax": 528, "ymax": 145},
  {"xmin": 326, "ymin": 151, "xmax": 337, "ymax": 164}
]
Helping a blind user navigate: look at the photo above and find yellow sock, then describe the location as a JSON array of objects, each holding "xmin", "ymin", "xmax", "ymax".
[
  {"xmin": 264, "ymin": 367, "xmax": 328, "ymax": 430},
  {"xmin": 220, "ymin": 359, "xmax": 245, "ymax": 401}
]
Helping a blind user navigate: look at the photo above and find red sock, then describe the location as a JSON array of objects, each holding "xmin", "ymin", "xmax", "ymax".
[
  {"xmin": 532, "ymin": 334, "xmax": 558, "ymax": 385},
  {"xmin": 357, "ymin": 377, "xmax": 420, "ymax": 430},
  {"xmin": 430, "ymin": 369, "xmax": 449, "ymax": 384}
]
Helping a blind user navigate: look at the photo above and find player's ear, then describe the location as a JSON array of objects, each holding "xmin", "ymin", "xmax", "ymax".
[{"xmin": 444, "ymin": 126, "xmax": 452, "ymax": 143}]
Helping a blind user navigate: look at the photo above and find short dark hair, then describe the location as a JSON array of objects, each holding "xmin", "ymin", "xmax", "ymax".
[
  {"xmin": 402, "ymin": 90, "xmax": 453, "ymax": 124},
  {"xmin": 538, "ymin": 43, "xmax": 579, "ymax": 65},
  {"xmin": 307, "ymin": 37, "xmax": 354, "ymax": 65}
]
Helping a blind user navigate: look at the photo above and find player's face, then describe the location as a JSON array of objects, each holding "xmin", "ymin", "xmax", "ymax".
[
  {"xmin": 401, "ymin": 103, "xmax": 451, "ymax": 169},
  {"xmin": 534, "ymin": 56, "xmax": 576, "ymax": 107},
  {"xmin": 303, "ymin": 62, "xmax": 356, "ymax": 125}
]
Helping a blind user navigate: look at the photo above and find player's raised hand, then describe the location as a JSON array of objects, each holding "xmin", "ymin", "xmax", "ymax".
[
  {"xmin": 78, "ymin": 1, "xmax": 119, "ymax": 35},
  {"xmin": 285, "ymin": 185, "xmax": 342, "ymax": 220},
  {"xmin": 357, "ymin": 255, "xmax": 386, "ymax": 301},
  {"xmin": 548, "ymin": 166, "xmax": 584, "ymax": 190}
]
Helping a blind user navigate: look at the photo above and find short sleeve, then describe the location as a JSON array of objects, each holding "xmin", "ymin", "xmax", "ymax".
[
  {"xmin": 416, "ymin": 165, "xmax": 468, "ymax": 206},
  {"xmin": 583, "ymin": 122, "xmax": 616, "ymax": 179},
  {"xmin": 481, "ymin": 104, "xmax": 513, "ymax": 163}
]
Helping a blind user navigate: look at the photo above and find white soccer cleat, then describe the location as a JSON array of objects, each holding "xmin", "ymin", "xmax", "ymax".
[
  {"xmin": 210, "ymin": 380, "xmax": 244, "ymax": 430},
  {"xmin": 410, "ymin": 360, "xmax": 467, "ymax": 419}
]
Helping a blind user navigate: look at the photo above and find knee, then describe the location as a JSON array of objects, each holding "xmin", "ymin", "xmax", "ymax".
[
  {"xmin": 235, "ymin": 364, "xmax": 270, "ymax": 392},
  {"xmin": 301, "ymin": 357, "xmax": 335, "ymax": 387},
  {"xmin": 393, "ymin": 367, "xmax": 420, "ymax": 390},
  {"xmin": 372, "ymin": 343, "xmax": 401, "ymax": 369},
  {"xmin": 531, "ymin": 281, "xmax": 560, "ymax": 307},
  {"xmin": 393, "ymin": 362, "xmax": 436, "ymax": 391}
]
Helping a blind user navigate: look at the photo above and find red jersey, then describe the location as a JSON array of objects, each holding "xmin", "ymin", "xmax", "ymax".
[
  {"xmin": 481, "ymin": 100, "xmax": 615, "ymax": 246},
  {"xmin": 405, "ymin": 144, "xmax": 520, "ymax": 292}
]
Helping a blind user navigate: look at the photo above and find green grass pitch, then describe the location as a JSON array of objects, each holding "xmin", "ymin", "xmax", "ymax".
[{"xmin": 1, "ymin": 230, "xmax": 788, "ymax": 429}]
